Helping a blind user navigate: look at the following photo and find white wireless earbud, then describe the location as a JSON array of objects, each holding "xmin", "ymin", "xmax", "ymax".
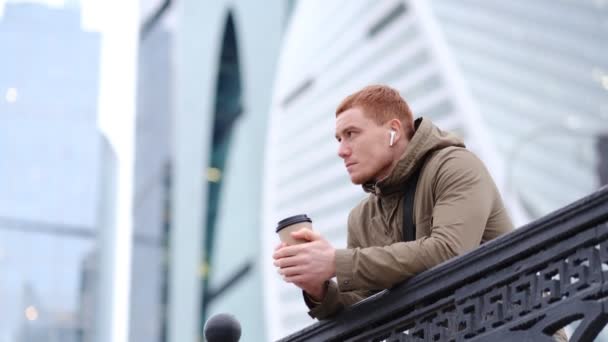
[{"xmin": 389, "ymin": 130, "xmax": 396, "ymax": 146}]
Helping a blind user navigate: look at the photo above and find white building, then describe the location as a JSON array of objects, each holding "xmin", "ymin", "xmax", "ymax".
[
  {"xmin": 261, "ymin": 0, "xmax": 608, "ymax": 339},
  {"xmin": 170, "ymin": 1, "xmax": 287, "ymax": 341},
  {"xmin": 1, "ymin": 0, "xmax": 606, "ymax": 341}
]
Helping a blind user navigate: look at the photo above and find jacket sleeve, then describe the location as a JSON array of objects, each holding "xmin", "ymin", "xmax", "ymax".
[
  {"xmin": 303, "ymin": 281, "xmax": 372, "ymax": 319},
  {"xmin": 335, "ymin": 149, "xmax": 497, "ymax": 291},
  {"xmin": 304, "ymin": 210, "xmax": 374, "ymax": 319}
]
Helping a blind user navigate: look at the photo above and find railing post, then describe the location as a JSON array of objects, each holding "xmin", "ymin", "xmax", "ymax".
[{"xmin": 204, "ymin": 313, "xmax": 241, "ymax": 342}]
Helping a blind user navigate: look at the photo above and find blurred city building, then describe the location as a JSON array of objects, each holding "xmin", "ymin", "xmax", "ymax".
[
  {"xmin": 261, "ymin": 0, "xmax": 608, "ymax": 339},
  {"xmin": 170, "ymin": 1, "xmax": 287, "ymax": 341},
  {"xmin": 0, "ymin": 0, "xmax": 170, "ymax": 341},
  {"xmin": 1, "ymin": 0, "xmax": 606, "ymax": 341},
  {"xmin": 431, "ymin": 0, "xmax": 608, "ymax": 217},
  {"xmin": 0, "ymin": 2, "xmax": 101, "ymax": 342}
]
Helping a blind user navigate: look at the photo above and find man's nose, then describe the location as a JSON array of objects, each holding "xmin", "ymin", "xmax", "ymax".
[{"xmin": 338, "ymin": 141, "xmax": 350, "ymax": 159}]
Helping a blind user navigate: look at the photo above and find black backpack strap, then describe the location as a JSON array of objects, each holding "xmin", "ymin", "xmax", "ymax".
[{"xmin": 402, "ymin": 166, "xmax": 423, "ymax": 242}]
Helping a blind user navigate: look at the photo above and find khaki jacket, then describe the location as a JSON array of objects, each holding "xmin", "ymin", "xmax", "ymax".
[
  {"xmin": 308, "ymin": 117, "xmax": 512, "ymax": 318},
  {"xmin": 305, "ymin": 118, "xmax": 567, "ymax": 341}
]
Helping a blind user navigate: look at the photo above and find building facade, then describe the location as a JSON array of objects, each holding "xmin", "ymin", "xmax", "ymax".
[
  {"xmin": 261, "ymin": 0, "xmax": 608, "ymax": 339},
  {"xmin": 2, "ymin": 0, "xmax": 606, "ymax": 341},
  {"xmin": 0, "ymin": 3, "xmax": 101, "ymax": 341},
  {"xmin": 170, "ymin": 1, "xmax": 286, "ymax": 341}
]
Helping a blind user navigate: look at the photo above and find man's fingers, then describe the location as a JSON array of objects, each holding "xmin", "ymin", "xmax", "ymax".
[
  {"xmin": 273, "ymin": 255, "xmax": 302, "ymax": 268},
  {"xmin": 291, "ymin": 228, "xmax": 319, "ymax": 242},
  {"xmin": 272, "ymin": 244, "xmax": 303, "ymax": 259},
  {"xmin": 280, "ymin": 265, "xmax": 303, "ymax": 277},
  {"xmin": 274, "ymin": 242, "xmax": 287, "ymax": 252}
]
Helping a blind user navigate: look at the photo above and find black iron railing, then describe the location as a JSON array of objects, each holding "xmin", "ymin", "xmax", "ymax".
[
  {"xmin": 275, "ymin": 186, "xmax": 608, "ymax": 342},
  {"xmin": 203, "ymin": 187, "xmax": 608, "ymax": 341}
]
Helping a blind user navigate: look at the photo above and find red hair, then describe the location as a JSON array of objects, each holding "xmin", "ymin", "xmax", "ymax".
[{"xmin": 336, "ymin": 85, "xmax": 414, "ymax": 137}]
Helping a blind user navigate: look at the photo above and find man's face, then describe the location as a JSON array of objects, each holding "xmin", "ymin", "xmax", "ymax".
[{"xmin": 335, "ymin": 107, "xmax": 394, "ymax": 184}]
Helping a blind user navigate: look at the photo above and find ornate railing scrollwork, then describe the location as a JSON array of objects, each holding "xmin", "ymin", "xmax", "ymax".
[{"xmin": 279, "ymin": 187, "xmax": 608, "ymax": 342}]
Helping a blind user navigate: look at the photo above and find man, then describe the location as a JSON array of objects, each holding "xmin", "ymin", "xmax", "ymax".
[{"xmin": 272, "ymin": 85, "xmax": 565, "ymax": 340}]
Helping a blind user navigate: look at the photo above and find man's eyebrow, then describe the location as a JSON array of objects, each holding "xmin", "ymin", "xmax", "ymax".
[
  {"xmin": 335, "ymin": 126, "xmax": 347, "ymax": 140},
  {"xmin": 335, "ymin": 125, "xmax": 358, "ymax": 139}
]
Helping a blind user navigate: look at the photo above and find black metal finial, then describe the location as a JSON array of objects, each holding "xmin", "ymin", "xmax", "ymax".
[{"xmin": 204, "ymin": 313, "xmax": 241, "ymax": 342}]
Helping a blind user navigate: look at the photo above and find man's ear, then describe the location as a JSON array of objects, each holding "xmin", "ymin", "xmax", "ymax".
[{"xmin": 388, "ymin": 119, "xmax": 402, "ymax": 139}]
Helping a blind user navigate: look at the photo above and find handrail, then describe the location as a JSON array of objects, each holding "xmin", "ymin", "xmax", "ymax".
[{"xmin": 278, "ymin": 186, "xmax": 608, "ymax": 341}]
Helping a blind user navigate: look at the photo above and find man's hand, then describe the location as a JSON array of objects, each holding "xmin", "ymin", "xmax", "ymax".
[{"xmin": 273, "ymin": 228, "xmax": 336, "ymax": 301}]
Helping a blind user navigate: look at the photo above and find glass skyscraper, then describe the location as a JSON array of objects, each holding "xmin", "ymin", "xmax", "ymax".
[{"xmin": 0, "ymin": 3, "xmax": 100, "ymax": 341}]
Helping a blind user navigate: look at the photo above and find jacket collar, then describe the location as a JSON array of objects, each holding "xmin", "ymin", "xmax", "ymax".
[{"xmin": 362, "ymin": 117, "xmax": 464, "ymax": 196}]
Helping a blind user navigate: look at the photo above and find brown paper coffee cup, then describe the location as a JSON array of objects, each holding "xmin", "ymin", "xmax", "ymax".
[{"xmin": 276, "ymin": 214, "xmax": 312, "ymax": 245}]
